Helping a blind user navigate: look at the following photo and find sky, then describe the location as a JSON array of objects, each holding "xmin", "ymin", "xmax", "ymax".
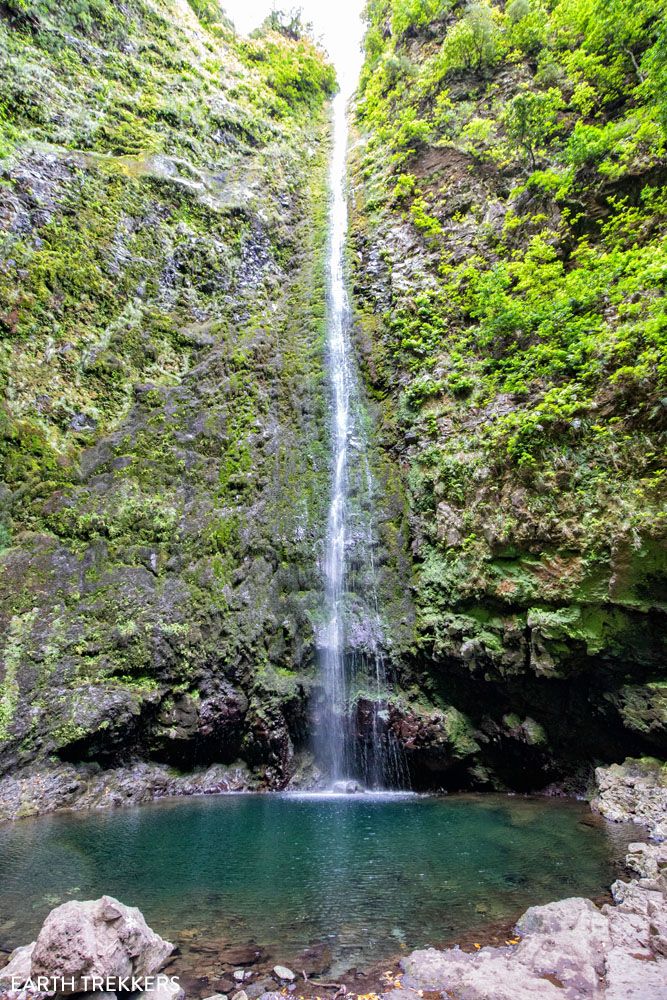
[{"xmin": 222, "ymin": 0, "xmax": 366, "ymax": 96}]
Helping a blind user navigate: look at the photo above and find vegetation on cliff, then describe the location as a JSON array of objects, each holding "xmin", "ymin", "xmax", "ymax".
[
  {"xmin": 0, "ymin": 0, "xmax": 665, "ymax": 797},
  {"xmin": 0, "ymin": 0, "xmax": 335, "ymax": 782},
  {"xmin": 352, "ymin": 0, "xmax": 667, "ymax": 786}
]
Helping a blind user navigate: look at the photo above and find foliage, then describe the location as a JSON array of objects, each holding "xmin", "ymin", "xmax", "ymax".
[
  {"xmin": 504, "ymin": 88, "xmax": 562, "ymax": 168},
  {"xmin": 186, "ymin": 0, "xmax": 228, "ymax": 26},
  {"xmin": 352, "ymin": 0, "xmax": 667, "ymax": 624},
  {"xmin": 246, "ymin": 32, "xmax": 336, "ymax": 114},
  {"xmin": 261, "ymin": 7, "xmax": 314, "ymax": 41},
  {"xmin": 441, "ymin": 2, "xmax": 501, "ymax": 73},
  {"xmin": 390, "ymin": 0, "xmax": 452, "ymax": 37}
]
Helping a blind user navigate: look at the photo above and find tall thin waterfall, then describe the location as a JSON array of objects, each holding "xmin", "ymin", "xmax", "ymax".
[{"xmin": 316, "ymin": 92, "xmax": 408, "ymax": 791}]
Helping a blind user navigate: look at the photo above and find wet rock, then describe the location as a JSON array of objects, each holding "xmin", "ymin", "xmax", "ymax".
[
  {"xmin": 30, "ymin": 895, "xmax": 173, "ymax": 991},
  {"xmin": 295, "ymin": 942, "xmax": 331, "ymax": 976},
  {"xmin": 218, "ymin": 945, "xmax": 264, "ymax": 966},
  {"xmin": 0, "ymin": 761, "xmax": 256, "ymax": 822},
  {"xmin": 331, "ymin": 780, "xmax": 362, "ymax": 794},
  {"xmin": 390, "ymin": 703, "xmax": 480, "ymax": 775},
  {"xmin": 245, "ymin": 977, "xmax": 275, "ymax": 999}
]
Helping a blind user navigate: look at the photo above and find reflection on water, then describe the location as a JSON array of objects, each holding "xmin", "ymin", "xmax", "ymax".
[{"xmin": 0, "ymin": 793, "xmax": 638, "ymax": 972}]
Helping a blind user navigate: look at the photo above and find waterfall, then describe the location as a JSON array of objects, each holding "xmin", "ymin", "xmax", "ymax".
[{"xmin": 316, "ymin": 92, "xmax": 408, "ymax": 791}]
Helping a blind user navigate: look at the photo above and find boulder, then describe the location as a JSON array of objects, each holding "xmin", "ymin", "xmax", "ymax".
[
  {"xmin": 30, "ymin": 895, "xmax": 173, "ymax": 992},
  {"xmin": 331, "ymin": 780, "xmax": 362, "ymax": 794},
  {"xmin": 591, "ymin": 758, "xmax": 667, "ymax": 841}
]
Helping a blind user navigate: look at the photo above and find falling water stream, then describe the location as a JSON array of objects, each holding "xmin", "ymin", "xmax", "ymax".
[{"xmin": 317, "ymin": 93, "xmax": 406, "ymax": 789}]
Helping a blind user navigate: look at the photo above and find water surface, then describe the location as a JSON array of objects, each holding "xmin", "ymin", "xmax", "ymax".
[{"xmin": 0, "ymin": 793, "xmax": 637, "ymax": 974}]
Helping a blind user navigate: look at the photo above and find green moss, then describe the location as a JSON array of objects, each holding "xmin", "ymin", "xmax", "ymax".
[{"xmin": 0, "ymin": 609, "xmax": 38, "ymax": 740}]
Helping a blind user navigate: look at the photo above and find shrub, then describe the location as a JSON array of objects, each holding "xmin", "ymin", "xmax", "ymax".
[{"xmin": 504, "ymin": 87, "xmax": 562, "ymax": 168}]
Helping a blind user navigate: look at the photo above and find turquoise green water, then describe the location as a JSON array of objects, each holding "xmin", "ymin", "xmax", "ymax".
[{"xmin": 0, "ymin": 793, "xmax": 637, "ymax": 973}]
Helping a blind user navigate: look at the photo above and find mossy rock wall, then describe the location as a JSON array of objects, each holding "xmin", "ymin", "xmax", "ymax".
[
  {"xmin": 0, "ymin": 0, "xmax": 336, "ymax": 785},
  {"xmin": 349, "ymin": 0, "xmax": 667, "ymax": 789}
]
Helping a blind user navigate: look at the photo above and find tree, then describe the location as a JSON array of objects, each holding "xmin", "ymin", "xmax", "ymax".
[
  {"xmin": 441, "ymin": 1, "xmax": 501, "ymax": 74},
  {"xmin": 504, "ymin": 88, "xmax": 562, "ymax": 168}
]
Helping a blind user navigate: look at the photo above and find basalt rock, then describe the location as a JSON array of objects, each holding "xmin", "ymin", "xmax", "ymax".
[
  {"xmin": 0, "ymin": 0, "xmax": 335, "ymax": 794},
  {"xmin": 349, "ymin": 0, "xmax": 667, "ymax": 791},
  {"xmin": 0, "ymin": 760, "xmax": 256, "ymax": 822}
]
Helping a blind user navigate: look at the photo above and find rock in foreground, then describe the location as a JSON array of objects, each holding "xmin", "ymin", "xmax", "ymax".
[
  {"xmin": 0, "ymin": 895, "xmax": 174, "ymax": 994},
  {"xmin": 397, "ymin": 841, "xmax": 667, "ymax": 999}
]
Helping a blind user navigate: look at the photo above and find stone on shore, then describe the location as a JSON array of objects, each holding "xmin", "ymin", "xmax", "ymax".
[
  {"xmin": 0, "ymin": 942, "xmax": 35, "ymax": 988},
  {"xmin": 272, "ymin": 965, "xmax": 295, "ymax": 981},
  {"xmin": 591, "ymin": 758, "xmax": 667, "ymax": 841},
  {"xmin": 398, "ymin": 841, "xmax": 667, "ymax": 999},
  {"xmin": 28, "ymin": 895, "xmax": 173, "ymax": 991}
]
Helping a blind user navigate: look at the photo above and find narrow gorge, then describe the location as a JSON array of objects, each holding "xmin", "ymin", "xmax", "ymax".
[
  {"xmin": 0, "ymin": 0, "xmax": 666, "ymax": 995},
  {"xmin": 0, "ymin": 0, "xmax": 665, "ymax": 811}
]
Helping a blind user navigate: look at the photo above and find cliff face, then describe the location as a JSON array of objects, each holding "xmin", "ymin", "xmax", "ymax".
[
  {"xmin": 0, "ymin": 0, "xmax": 665, "ymax": 804},
  {"xmin": 0, "ymin": 0, "xmax": 336, "ymax": 787},
  {"xmin": 350, "ymin": 0, "xmax": 667, "ymax": 788}
]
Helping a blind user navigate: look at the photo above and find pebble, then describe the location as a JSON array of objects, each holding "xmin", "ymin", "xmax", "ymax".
[{"xmin": 272, "ymin": 965, "xmax": 295, "ymax": 981}]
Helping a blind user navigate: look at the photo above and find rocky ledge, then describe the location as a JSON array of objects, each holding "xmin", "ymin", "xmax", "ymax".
[
  {"xmin": 0, "ymin": 761, "xmax": 258, "ymax": 823},
  {"xmin": 391, "ymin": 839, "xmax": 667, "ymax": 1000},
  {"xmin": 591, "ymin": 758, "xmax": 667, "ymax": 842}
]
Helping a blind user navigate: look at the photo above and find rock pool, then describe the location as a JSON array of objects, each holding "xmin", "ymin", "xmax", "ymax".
[{"xmin": 0, "ymin": 793, "xmax": 639, "ymax": 985}]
